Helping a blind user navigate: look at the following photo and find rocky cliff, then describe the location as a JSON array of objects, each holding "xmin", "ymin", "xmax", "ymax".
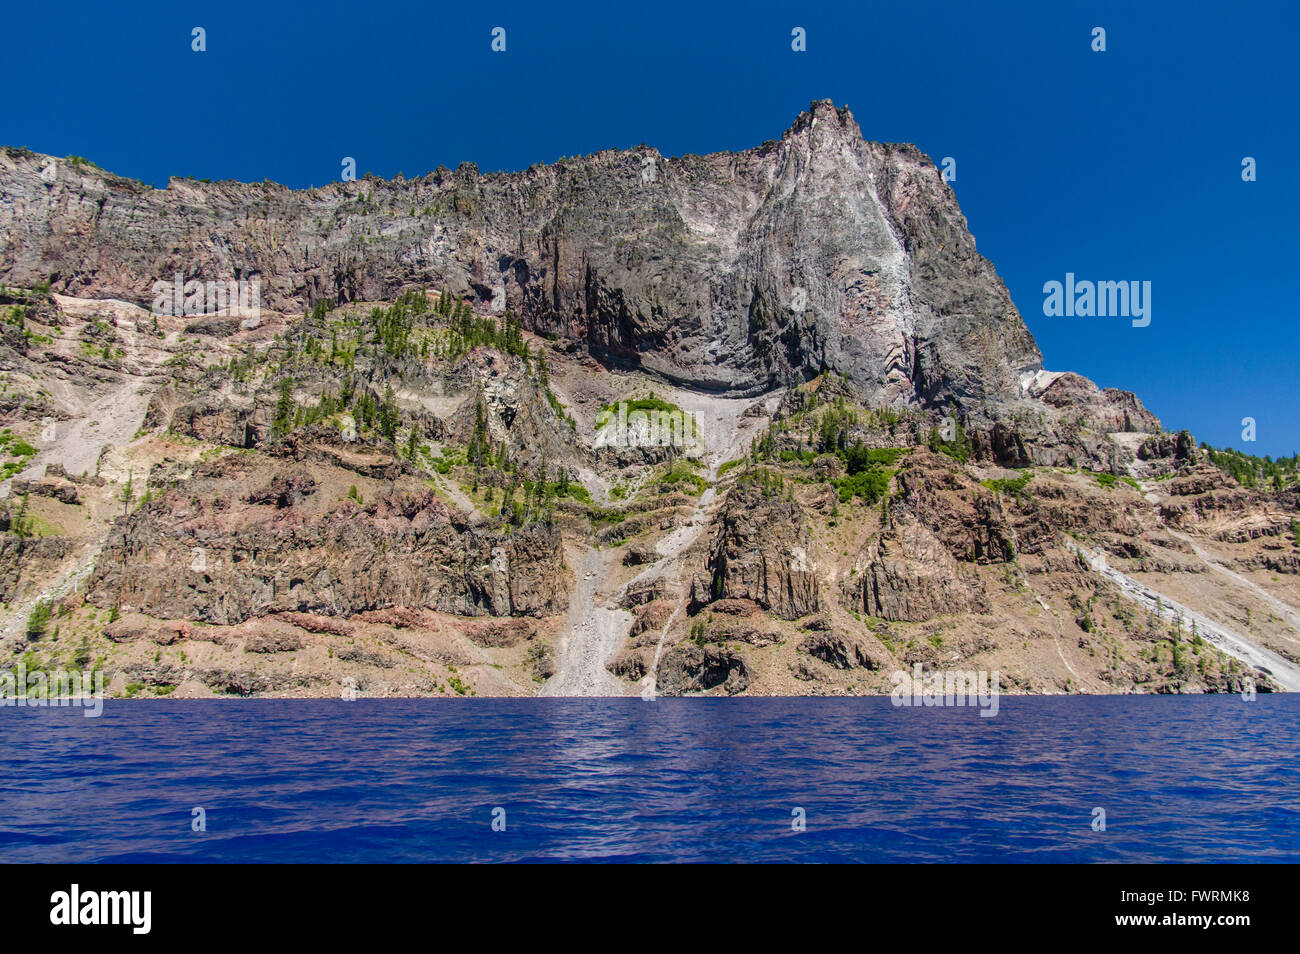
[
  {"xmin": 1, "ymin": 102, "xmax": 1047, "ymax": 408},
  {"xmin": 1, "ymin": 103, "xmax": 1295, "ymax": 700}
]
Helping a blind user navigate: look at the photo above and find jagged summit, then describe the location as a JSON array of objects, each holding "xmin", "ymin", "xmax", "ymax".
[{"xmin": 783, "ymin": 98, "xmax": 862, "ymax": 138}]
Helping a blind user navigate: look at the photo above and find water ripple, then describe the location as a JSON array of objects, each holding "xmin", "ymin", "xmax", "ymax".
[{"xmin": 0, "ymin": 696, "xmax": 1297, "ymax": 862}]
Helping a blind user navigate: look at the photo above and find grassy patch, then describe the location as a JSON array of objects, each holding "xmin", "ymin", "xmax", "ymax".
[
  {"xmin": 599, "ymin": 395, "xmax": 683, "ymax": 417},
  {"xmin": 659, "ymin": 459, "xmax": 706, "ymax": 495},
  {"xmin": 1089, "ymin": 471, "xmax": 1140, "ymax": 491},
  {"xmin": 982, "ymin": 472, "xmax": 1034, "ymax": 496},
  {"xmin": 550, "ymin": 480, "xmax": 591, "ymax": 504}
]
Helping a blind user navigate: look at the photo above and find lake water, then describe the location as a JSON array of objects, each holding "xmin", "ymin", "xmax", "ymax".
[{"xmin": 2, "ymin": 696, "xmax": 1296, "ymax": 862}]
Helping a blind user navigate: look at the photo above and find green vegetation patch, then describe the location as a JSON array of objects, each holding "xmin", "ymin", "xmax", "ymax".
[
  {"xmin": 1202, "ymin": 443, "xmax": 1299, "ymax": 491},
  {"xmin": 659, "ymin": 458, "xmax": 707, "ymax": 495},
  {"xmin": 1088, "ymin": 471, "xmax": 1140, "ymax": 491},
  {"xmin": 599, "ymin": 395, "xmax": 682, "ymax": 417},
  {"xmin": 832, "ymin": 468, "xmax": 893, "ymax": 504},
  {"xmin": 982, "ymin": 472, "xmax": 1034, "ymax": 496}
]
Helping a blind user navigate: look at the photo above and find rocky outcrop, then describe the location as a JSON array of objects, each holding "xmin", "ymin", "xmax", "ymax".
[
  {"xmin": 443, "ymin": 348, "xmax": 580, "ymax": 473},
  {"xmin": 657, "ymin": 644, "xmax": 749, "ymax": 695},
  {"xmin": 1157, "ymin": 465, "xmax": 1296, "ymax": 542},
  {"xmin": 247, "ymin": 470, "xmax": 316, "ymax": 507},
  {"xmin": 461, "ymin": 617, "xmax": 536, "ymax": 648},
  {"xmin": 1139, "ymin": 430, "xmax": 1196, "ymax": 464},
  {"xmin": 86, "ymin": 477, "xmax": 567, "ymax": 624},
  {"xmin": 1034, "ymin": 373, "xmax": 1160, "ymax": 433},
  {"xmin": 694, "ymin": 597, "xmax": 783, "ymax": 647},
  {"xmin": 702, "ymin": 482, "xmax": 819, "ymax": 619},
  {"xmin": 245, "ymin": 631, "xmax": 304, "ymax": 654},
  {"xmin": 166, "ymin": 387, "xmax": 267, "ymax": 448},
  {"xmin": 1006, "ymin": 475, "xmax": 1150, "ymax": 555},
  {"xmin": 848, "ymin": 513, "xmax": 974, "ymax": 621},
  {"xmin": 10, "ymin": 466, "xmax": 83, "ymax": 504},
  {"xmin": 891, "ymin": 450, "xmax": 1017, "ymax": 563},
  {"xmin": 0, "ymin": 533, "xmax": 72, "ymax": 604},
  {"xmin": 800, "ymin": 629, "xmax": 885, "ymax": 670},
  {"xmin": 606, "ymin": 647, "xmax": 650, "ymax": 681},
  {"xmin": 973, "ymin": 371, "xmax": 1164, "ymax": 470}
]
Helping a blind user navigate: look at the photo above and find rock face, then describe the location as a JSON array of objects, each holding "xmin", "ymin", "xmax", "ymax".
[
  {"xmin": 979, "ymin": 370, "xmax": 1167, "ymax": 470},
  {"xmin": 657, "ymin": 644, "xmax": 749, "ymax": 695},
  {"xmin": 443, "ymin": 347, "xmax": 579, "ymax": 471},
  {"xmin": 849, "ymin": 513, "xmax": 974, "ymax": 622},
  {"xmin": 8, "ymin": 107, "xmax": 1280, "ymax": 702},
  {"xmin": 891, "ymin": 450, "xmax": 1017, "ymax": 564},
  {"xmin": 0, "ymin": 533, "xmax": 71, "ymax": 603},
  {"xmin": 0, "ymin": 102, "xmax": 1041, "ymax": 411},
  {"xmin": 1034, "ymin": 373, "xmax": 1160, "ymax": 434},
  {"xmin": 800, "ymin": 629, "xmax": 885, "ymax": 670},
  {"xmin": 703, "ymin": 483, "xmax": 819, "ymax": 619},
  {"xmin": 1158, "ymin": 464, "xmax": 1299, "ymax": 543},
  {"xmin": 86, "ymin": 458, "xmax": 567, "ymax": 624}
]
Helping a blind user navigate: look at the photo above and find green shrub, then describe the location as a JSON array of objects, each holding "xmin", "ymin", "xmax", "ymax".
[
  {"xmin": 833, "ymin": 468, "xmax": 892, "ymax": 504},
  {"xmin": 26, "ymin": 601, "xmax": 52, "ymax": 640}
]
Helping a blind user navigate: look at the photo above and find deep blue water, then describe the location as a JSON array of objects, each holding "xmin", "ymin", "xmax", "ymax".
[{"xmin": 1, "ymin": 696, "xmax": 1297, "ymax": 863}]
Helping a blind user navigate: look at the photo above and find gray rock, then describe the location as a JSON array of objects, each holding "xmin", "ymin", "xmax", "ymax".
[{"xmin": 0, "ymin": 102, "xmax": 1041, "ymax": 413}]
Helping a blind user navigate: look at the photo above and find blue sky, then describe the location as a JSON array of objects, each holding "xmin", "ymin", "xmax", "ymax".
[{"xmin": 5, "ymin": 1, "xmax": 1297, "ymax": 455}]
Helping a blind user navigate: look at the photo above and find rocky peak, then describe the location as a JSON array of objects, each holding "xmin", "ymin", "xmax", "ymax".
[{"xmin": 780, "ymin": 98, "xmax": 866, "ymax": 153}]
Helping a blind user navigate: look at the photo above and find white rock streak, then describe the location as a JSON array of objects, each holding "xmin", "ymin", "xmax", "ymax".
[{"xmin": 1068, "ymin": 540, "xmax": 1300, "ymax": 692}]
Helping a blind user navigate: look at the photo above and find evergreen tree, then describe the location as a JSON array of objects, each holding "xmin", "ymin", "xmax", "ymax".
[
  {"xmin": 273, "ymin": 378, "xmax": 296, "ymax": 437},
  {"xmin": 469, "ymin": 395, "xmax": 490, "ymax": 466},
  {"xmin": 378, "ymin": 385, "xmax": 400, "ymax": 443}
]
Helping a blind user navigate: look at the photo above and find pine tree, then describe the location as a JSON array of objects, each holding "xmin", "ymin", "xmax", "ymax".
[
  {"xmin": 469, "ymin": 395, "xmax": 490, "ymax": 466},
  {"xmin": 119, "ymin": 471, "xmax": 134, "ymax": 516},
  {"xmin": 273, "ymin": 378, "xmax": 295, "ymax": 437},
  {"xmin": 378, "ymin": 385, "xmax": 400, "ymax": 443},
  {"xmin": 26, "ymin": 600, "xmax": 51, "ymax": 641}
]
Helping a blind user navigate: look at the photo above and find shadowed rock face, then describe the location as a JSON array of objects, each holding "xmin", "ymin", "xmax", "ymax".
[
  {"xmin": 657, "ymin": 643, "xmax": 750, "ymax": 696},
  {"xmin": 0, "ymin": 101, "xmax": 1041, "ymax": 409}
]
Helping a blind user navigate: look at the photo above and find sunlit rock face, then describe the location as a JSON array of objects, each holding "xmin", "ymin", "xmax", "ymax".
[{"xmin": 0, "ymin": 101, "xmax": 1042, "ymax": 411}]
